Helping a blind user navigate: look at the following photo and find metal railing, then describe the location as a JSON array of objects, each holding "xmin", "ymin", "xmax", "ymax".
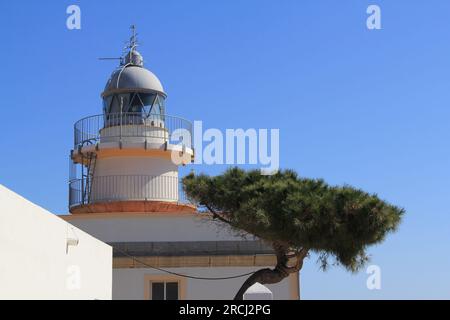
[
  {"xmin": 74, "ymin": 112, "xmax": 193, "ymax": 148},
  {"xmin": 69, "ymin": 175, "xmax": 190, "ymax": 208}
]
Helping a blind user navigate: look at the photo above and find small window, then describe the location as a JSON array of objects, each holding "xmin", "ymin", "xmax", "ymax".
[
  {"xmin": 150, "ymin": 281, "xmax": 179, "ymax": 300},
  {"xmin": 151, "ymin": 282, "xmax": 165, "ymax": 300}
]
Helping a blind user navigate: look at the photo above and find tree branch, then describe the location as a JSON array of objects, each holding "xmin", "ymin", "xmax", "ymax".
[{"xmin": 205, "ymin": 204, "xmax": 232, "ymax": 225}]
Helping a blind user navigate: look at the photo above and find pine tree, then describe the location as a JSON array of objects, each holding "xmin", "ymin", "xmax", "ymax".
[{"xmin": 183, "ymin": 168, "xmax": 404, "ymax": 300}]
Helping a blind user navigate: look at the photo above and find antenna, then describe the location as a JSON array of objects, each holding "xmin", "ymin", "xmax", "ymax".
[
  {"xmin": 98, "ymin": 25, "xmax": 140, "ymax": 65},
  {"xmin": 98, "ymin": 57, "xmax": 123, "ymax": 65},
  {"xmin": 126, "ymin": 24, "xmax": 139, "ymax": 51}
]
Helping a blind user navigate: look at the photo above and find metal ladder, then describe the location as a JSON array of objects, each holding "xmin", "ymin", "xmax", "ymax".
[{"xmin": 81, "ymin": 151, "xmax": 97, "ymax": 205}]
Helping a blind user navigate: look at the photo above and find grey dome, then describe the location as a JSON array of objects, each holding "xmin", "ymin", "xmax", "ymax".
[{"xmin": 102, "ymin": 65, "xmax": 165, "ymax": 98}]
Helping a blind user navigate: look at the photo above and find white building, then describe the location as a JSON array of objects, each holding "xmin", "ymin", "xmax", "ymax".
[
  {"xmin": 64, "ymin": 212, "xmax": 298, "ymax": 300},
  {"xmin": 63, "ymin": 28, "xmax": 299, "ymax": 300},
  {"xmin": 0, "ymin": 185, "xmax": 112, "ymax": 300}
]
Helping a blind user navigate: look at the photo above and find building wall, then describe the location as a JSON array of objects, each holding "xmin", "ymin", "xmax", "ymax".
[
  {"xmin": 65, "ymin": 213, "xmax": 298, "ymax": 300},
  {"xmin": 113, "ymin": 267, "xmax": 297, "ymax": 300},
  {"xmin": 64, "ymin": 214, "xmax": 253, "ymax": 242},
  {"xmin": 0, "ymin": 185, "xmax": 112, "ymax": 300},
  {"xmin": 94, "ymin": 156, "xmax": 177, "ymax": 177},
  {"xmin": 91, "ymin": 156, "xmax": 179, "ymax": 203}
]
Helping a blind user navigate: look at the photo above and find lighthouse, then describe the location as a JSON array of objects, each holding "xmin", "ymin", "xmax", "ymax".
[
  {"xmin": 64, "ymin": 27, "xmax": 298, "ymax": 300},
  {"xmin": 69, "ymin": 26, "xmax": 194, "ymax": 214}
]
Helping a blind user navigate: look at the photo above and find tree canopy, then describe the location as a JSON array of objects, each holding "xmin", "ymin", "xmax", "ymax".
[{"xmin": 182, "ymin": 168, "xmax": 404, "ymax": 299}]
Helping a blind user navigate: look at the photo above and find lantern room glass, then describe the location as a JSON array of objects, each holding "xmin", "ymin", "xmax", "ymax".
[{"xmin": 102, "ymin": 92, "xmax": 166, "ymax": 127}]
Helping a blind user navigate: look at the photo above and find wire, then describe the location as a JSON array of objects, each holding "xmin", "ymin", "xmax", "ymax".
[{"xmin": 113, "ymin": 246, "xmax": 256, "ymax": 280}]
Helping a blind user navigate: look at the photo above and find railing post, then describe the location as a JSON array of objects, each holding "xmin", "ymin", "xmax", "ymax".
[{"xmin": 120, "ymin": 97, "xmax": 123, "ymax": 143}]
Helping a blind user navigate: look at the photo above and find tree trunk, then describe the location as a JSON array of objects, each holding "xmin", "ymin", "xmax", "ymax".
[
  {"xmin": 233, "ymin": 266, "xmax": 291, "ymax": 300},
  {"xmin": 233, "ymin": 243, "xmax": 308, "ymax": 300}
]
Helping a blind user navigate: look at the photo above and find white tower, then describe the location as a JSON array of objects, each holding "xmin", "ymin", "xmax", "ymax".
[{"xmin": 69, "ymin": 27, "xmax": 194, "ymax": 214}]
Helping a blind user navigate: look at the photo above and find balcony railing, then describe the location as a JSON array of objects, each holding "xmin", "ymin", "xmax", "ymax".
[
  {"xmin": 74, "ymin": 113, "xmax": 193, "ymax": 149},
  {"xmin": 69, "ymin": 175, "xmax": 190, "ymax": 208}
]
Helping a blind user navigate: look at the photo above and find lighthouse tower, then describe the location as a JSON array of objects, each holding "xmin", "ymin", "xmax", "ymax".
[
  {"xmin": 69, "ymin": 27, "xmax": 194, "ymax": 214},
  {"xmin": 64, "ymin": 27, "xmax": 297, "ymax": 300}
]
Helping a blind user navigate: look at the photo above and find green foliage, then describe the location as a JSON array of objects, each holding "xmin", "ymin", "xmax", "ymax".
[{"xmin": 182, "ymin": 168, "xmax": 404, "ymax": 272}]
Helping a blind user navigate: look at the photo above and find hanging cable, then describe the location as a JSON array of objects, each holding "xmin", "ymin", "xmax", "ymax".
[{"xmin": 113, "ymin": 246, "xmax": 256, "ymax": 280}]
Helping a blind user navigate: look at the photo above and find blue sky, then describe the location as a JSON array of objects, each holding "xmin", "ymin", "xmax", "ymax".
[{"xmin": 1, "ymin": 0, "xmax": 449, "ymax": 299}]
